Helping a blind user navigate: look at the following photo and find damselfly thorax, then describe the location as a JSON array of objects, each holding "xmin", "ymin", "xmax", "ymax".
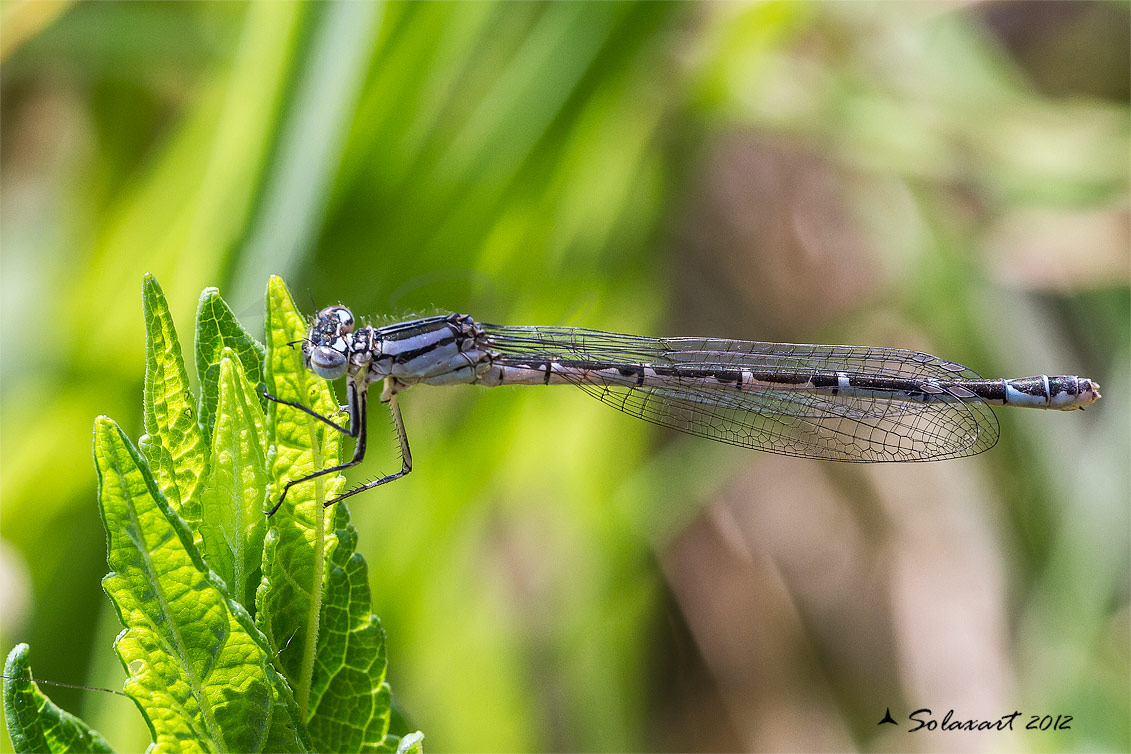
[{"xmin": 263, "ymin": 307, "xmax": 1100, "ymax": 515}]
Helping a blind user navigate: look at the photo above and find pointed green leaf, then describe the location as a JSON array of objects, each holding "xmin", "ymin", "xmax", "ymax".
[
  {"xmin": 307, "ymin": 505, "xmax": 393, "ymax": 752},
  {"xmin": 256, "ymin": 276, "xmax": 344, "ymax": 721},
  {"xmin": 94, "ymin": 415, "xmax": 311, "ymax": 754},
  {"xmin": 141, "ymin": 274, "xmax": 206, "ymax": 527},
  {"xmin": 3, "ymin": 644, "xmax": 115, "ymax": 754},
  {"xmin": 198, "ymin": 349, "xmax": 270, "ymax": 609},
  {"xmin": 195, "ymin": 287, "xmax": 267, "ymax": 444}
]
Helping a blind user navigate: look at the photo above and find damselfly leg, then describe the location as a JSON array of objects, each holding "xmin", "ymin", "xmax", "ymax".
[{"xmin": 263, "ymin": 377, "xmax": 412, "ymax": 515}]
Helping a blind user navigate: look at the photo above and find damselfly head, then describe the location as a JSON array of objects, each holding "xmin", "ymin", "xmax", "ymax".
[{"xmin": 304, "ymin": 306, "xmax": 355, "ymax": 380}]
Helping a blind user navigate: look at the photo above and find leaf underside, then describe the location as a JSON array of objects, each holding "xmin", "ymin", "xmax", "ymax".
[
  {"xmin": 3, "ymin": 644, "xmax": 115, "ymax": 754},
  {"xmin": 197, "ymin": 350, "xmax": 270, "ymax": 610},
  {"xmin": 141, "ymin": 274, "xmax": 206, "ymax": 529},
  {"xmin": 195, "ymin": 287, "xmax": 268, "ymax": 445}
]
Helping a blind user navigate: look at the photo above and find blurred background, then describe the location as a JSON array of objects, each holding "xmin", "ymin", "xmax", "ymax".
[{"xmin": 1, "ymin": 2, "xmax": 1127, "ymax": 751}]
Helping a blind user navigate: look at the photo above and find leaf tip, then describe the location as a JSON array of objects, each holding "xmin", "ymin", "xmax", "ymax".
[
  {"xmin": 217, "ymin": 347, "xmax": 238, "ymax": 379},
  {"xmin": 4, "ymin": 642, "xmax": 30, "ymax": 672},
  {"xmin": 92, "ymin": 416, "xmax": 131, "ymax": 467},
  {"xmin": 266, "ymin": 275, "xmax": 290, "ymax": 302},
  {"xmin": 4, "ymin": 642, "xmax": 33, "ymax": 711},
  {"xmin": 141, "ymin": 275, "xmax": 170, "ymax": 320},
  {"xmin": 93, "ymin": 415, "xmax": 117, "ymax": 439},
  {"xmin": 141, "ymin": 273, "xmax": 162, "ymax": 295}
]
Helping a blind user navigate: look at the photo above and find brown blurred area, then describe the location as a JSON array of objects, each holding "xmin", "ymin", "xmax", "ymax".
[{"xmin": 641, "ymin": 3, "xmax": 1127, "ymax": 750}]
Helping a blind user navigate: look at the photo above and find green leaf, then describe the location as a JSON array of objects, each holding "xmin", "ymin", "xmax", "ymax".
[
  {"xmin": 3, "ymin": 644, "xmax": 115, "ymax": 754},
  {"xmin": 198, "ymin": 349, "xmax": 270, "ymax": 609},
  {"xmin": 255, "ymin": 276, "xmax": 345, "ymax": 721},
  {"xmin": 82, "ymin": 275, "xmax": 418, "ymax": 751},
  {"xmin": 141, "ymin": 273, "xmax": 206, "ymax": 528},
  {"xmin": 195, "ymin": 287, "xmax": 267, "ymax": 445},
  {"xmin": 307, "ymin": 505, "xmax": 393, "ymax": 752},
  {"xmin": 94, "ymin": 415, "xmax": 312, "ymax": 754}
]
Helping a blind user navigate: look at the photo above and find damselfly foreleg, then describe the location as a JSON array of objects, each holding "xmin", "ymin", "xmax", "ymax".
[
  {"xmin": 264, "ymin": 377, "xmax": 414, "ymax": 514},
  {"xmin": 264, "ymin": 379, "xmax": 368, "ymax": 515},
  {"xmin": 265, "ymin": 378, "xmax": 360, "ymax": 437}
]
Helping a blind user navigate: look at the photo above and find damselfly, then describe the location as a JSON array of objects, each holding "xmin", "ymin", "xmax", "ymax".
[{"xmin": 264, "ymin": 308, "xmax": 1100, "ymax": 515}]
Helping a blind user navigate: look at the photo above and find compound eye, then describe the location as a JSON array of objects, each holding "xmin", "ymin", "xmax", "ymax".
[
  {"xmin": 319, "ymin": 306, "xmax": 354, "ymax": 333},
  {"xmin": 309, "ymin": 345, "xmax": 348, "ymax": 380}
]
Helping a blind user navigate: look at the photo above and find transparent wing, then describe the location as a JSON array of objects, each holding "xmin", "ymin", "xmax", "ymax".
[
  {"xmin": 482, "ymin": 324, "xmax": 1000, "ymax": 462},
  {"xmin": 484, "ymin": 326, "xmax": 983, "ymax": 379}
]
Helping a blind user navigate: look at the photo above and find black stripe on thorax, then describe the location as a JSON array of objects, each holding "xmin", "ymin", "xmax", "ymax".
[
  {"xmin": 376, "ymin": 315, "xmax": 456, "ymax": 338},
  {"xmin": 392, "ymin": 334, "xmax": 458, "ymax": 364}
]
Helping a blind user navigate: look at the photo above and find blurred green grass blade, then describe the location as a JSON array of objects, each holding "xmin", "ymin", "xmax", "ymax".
[
  {"xmin": 230, "ymin": 1, "xmax": 384, "ymax": 307},
  {"xmin": 0, "ymin": 1, "xmax": 73, "ymax": 61},
  {"xmin": 307, "ymin": 505, "xmax": 401, "ymax": 753},
  {"xmin": 338, "ymin": 1, "xmax": 507, "ymax": 196},
  {"xmin": 3, "ymin": 644, "xmax": 114, "ymax": 754},
  {"xmin": 195, "ymin": 286, "xmax": 267, "ymax": 444},
  {"xmin": 94, "ymin": 416, "xmax": 311, "ymax": 753},
  {"xmin": 379, "ymin": 3, "xmax": 638, "ymax": 258},
  {"xmin": 140, "ymin": 274, "xmax": 206, "ymax": 527},
  {"xmin": 437, "ymin": 3, "xmax": 627, "ymax": 185},
  {"xmin": 339, "ymin": 2, "xmax": 498, "ymax": 195},
  {"xmin": 198, "ymin": 350, "xmax": 270, "ymax": 610},
  {"xmin": 256, "ymin": 275, "xmax": 343, "ymax": 719},
  {"xmin": 67, "ymin": 3, "xmax": 306, "ymax": 346}
]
